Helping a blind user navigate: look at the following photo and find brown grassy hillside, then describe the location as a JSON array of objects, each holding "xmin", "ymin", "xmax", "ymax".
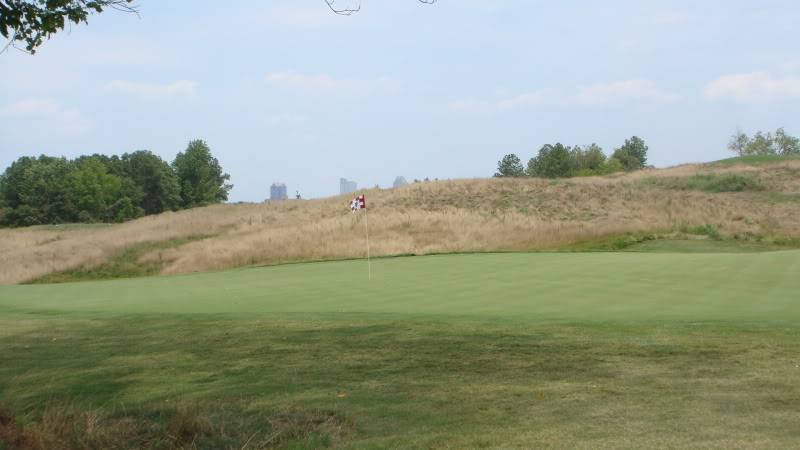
[{"xmin": 2, "ymin": 159, "xmax": 799, "ymax": 285}]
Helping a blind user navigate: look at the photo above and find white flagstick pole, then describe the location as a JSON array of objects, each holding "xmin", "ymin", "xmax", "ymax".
[{"xmin": 364, "ymin": 204, "xmax": 372, "ymax": 281}]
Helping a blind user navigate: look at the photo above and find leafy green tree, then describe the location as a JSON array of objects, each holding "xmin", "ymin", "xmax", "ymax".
[
  {"xmin": 111, "ymin": 196, "xmax": 141, "ymax": 222},
  {"xmin": 728, "ymin": 128, "xmax": 800, "ymax": 156},
  {"xmin": 572, "ymin": 144, "xmax": 607, "ymax": 175},
  {"xmin": 774, "ymin": 128, "xmax": 800, "ymax": 155},
  {"xmin": 728, "ymin": 130, "xmax": 750, "ymax": 156},
  {"xmin": 63, "ymin": 157, "xmax": 143, "ymax": 222},
  {"xmin": 172, "ymin": 140, "xmax": 232, "ymax": 208},
  {"xmin": 494, "ymin": 154, "xmax": 525, "ymax": 177},
  {"xmin": 0, "ymin": 147, "xmax": 223, "ymax": 228},
  {"xmin": 0, "ymin": 173, "xmax": 5, "ymax": 222},
  {"xmin": 74, "ymin": 153, "xmax": 123, "ymax": 175},
  {"xmin": 612, "ymin": 136, "xmax": 649, "ymax": 171},
  {"xmin": 527, "ymin": 144, "xmax": 574, "ymax": 178},
  {"xmin": 118, "ymin": 150, "xmax": 181, "ymax": 214},
  {"xmin": 0, "ymin": 155, "xmax": 73, "ymax": 226},
  {"xmin": 0, "ymin": 0, "xmax": 136, "ymax": 54},
  {"xmin": 746, "ymin": 131, "xmax": 774, "ymax": 155},
  {"xmin": 601, "ymin": 157, "xmax": 625, "ymax": 174}
]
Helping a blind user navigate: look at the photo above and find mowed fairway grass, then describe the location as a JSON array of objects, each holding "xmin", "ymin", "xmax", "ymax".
[{"xmin": 1, "ymin": 251, "xmax": 800, "ymax": 448}]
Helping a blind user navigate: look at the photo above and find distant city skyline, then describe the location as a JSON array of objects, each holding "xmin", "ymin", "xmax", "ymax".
[
  {"xmin": 340, "ymin": 178, "xmax": 358, "ymax": 196},
  {"xmin": 269, "ymin": 182, "xmax": 288, "ymax": 201},
  {"xmin": 263, "ymin": 176, "xmax": 410, "ymax": 203}
]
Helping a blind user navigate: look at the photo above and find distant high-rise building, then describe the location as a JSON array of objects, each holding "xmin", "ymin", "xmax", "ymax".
[
  {"xmin": 393, "ymin": 176, "xmax": 408, "ymax": 189},
  {"xmin": 270, "ymin": 183, "xmax": 288, "ymax": 201},
  {"xmin": 340, "ymin": 178, "xmax": 358, "ymax": 195}
]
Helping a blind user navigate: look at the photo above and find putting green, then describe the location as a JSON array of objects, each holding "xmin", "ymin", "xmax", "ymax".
[{"xmin": 2, "ymin": 251, "xmax": 799, "ymax": 322}]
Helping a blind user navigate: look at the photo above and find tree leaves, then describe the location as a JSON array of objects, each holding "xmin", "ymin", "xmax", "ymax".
[
  {"xmin": 172, "ymin": 140, "xmax": 233, "ymax": 209},
  {"xmin": 0, "ymin": 143, "xmax": 231, "ymax": 227},
  {"xmin": 1, "ymin": 0, "xmax": 136, "ymax": 54}
]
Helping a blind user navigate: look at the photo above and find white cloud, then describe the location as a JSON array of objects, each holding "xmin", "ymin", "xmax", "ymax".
[
  {"xmin": 704, "ymin": 72, "xmax": 800, "ymax": 103},
  {"xmin": 0, "ymin": 99, "xmax": 92, "ymax": 134},
  {"xmin": 450, "ymin": 80, "xmax": 677, "ymax": 113},
  {"xmin": 105, "ymin": 80, "xmax": 199, "ymax": 99},
  {"xmin": 572, "ymin": 79, "xmax": 680, "ymax": 107},
  {"xmin": 265, "ymin": 71, "xmax": 398, "ymax": 94}
]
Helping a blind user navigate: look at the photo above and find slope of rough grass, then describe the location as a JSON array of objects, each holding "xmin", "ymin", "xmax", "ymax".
[
  {"xmin": 2, "ymin": 159, "xmax": 800, "ymax": 285},
  {"xmin": 26, "ymin": 234, "xmax": 214, "ymax": 284},
  {"xmin": 711, "ymin": 154, "xmax": 800, "ymax": 166},
  {"xmin": 2, "ymin": 252, "xmax": 800, "ymax": 448},
  {"xmin": 640, "ymin": 173, "xmax": 765, "ymax": 192}
]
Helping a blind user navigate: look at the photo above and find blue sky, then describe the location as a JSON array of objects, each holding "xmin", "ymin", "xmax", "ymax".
[{"xmin": 2, "ymin": 0, "xmax": 799, "ymax": 201}]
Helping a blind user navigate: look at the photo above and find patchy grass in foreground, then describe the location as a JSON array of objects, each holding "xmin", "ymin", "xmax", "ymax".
[
  {"xmin": 1, "ymin": 318, "xmax": 799, "ymax": 449},
  {"xmin": 2, "ymin": 252, "xmax": 800, "ymax": 448}
]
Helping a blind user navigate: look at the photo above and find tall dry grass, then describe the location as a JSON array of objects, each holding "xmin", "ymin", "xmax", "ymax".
[{"xmin": 2, "ymin": 161, "xmax": 800, "ymax": 284}]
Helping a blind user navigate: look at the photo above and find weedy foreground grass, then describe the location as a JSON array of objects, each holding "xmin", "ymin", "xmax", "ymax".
[
  {"xmin": 1, "ymin": 317, "xmax": 799, "ymax": 449},
  {"xmin": 2, "ymin": 251, "xmax": 800, "ymax": 448}
]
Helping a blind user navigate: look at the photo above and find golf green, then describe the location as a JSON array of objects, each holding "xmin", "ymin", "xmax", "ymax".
[{"xmin": 1, "ymin": 251, "xmax": 799, "ymax": 322}]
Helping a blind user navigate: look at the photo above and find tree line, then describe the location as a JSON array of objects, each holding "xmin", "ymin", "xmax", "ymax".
[
  {"xmin": 728, "ymin": 128, "xmax": 800, "ymax": 157},
  {"xmin": 0, "ymin": 140, "xmax": 232, "ymax": 227},
  {"xmin": 495, "ymin": 136, "xmax": 649, "ymax": 178}
]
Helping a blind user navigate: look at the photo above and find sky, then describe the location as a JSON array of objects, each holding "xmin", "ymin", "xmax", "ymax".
[{"xmin": 2, "ymin": 0, "xmax": 800, "ymax": 201}]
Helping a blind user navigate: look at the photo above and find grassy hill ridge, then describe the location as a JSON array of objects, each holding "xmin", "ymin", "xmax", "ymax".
[{"xmin": 2, "ymin": 157, "xmax": 799, "ymax": 285}]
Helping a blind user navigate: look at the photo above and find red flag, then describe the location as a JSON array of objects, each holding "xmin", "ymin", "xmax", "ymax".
[{"xmin": 350, "ymin": 194, "xmax": 366, "ymax": 212}]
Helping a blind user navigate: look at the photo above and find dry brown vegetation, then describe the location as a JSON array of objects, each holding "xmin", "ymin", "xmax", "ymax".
[
  {"xmin": 0, "ymin": 403, "xmax": 350, "ymax": 449},
  {"xmin": 2, "ymin": 160, "xmax": 800, "ymax": 285}
]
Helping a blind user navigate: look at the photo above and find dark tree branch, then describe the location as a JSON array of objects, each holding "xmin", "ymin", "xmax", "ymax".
[
  {"xmin": 325, "ymin": 0, "xmax": 436, "ymax": 16},
  {"xmin": 324, "ymin": 0, "xmax": 360, "ymax": 16}
]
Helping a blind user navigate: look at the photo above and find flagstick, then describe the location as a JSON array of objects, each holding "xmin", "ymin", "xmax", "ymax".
[{"xmin": 364, "ymin": 206, "xmax": 372, "ymax": 281}]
